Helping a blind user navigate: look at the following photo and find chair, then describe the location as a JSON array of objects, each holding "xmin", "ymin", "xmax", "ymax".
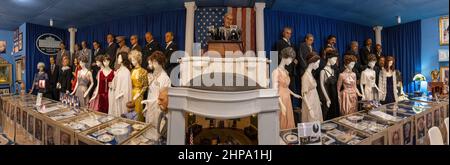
[
  {"xmin": 445, "ymin": 118, "xmax": 449, "ymax": 145},
  {"xmin": 428, "ymin": 126, "xmax": 444, "ymax": 145}
]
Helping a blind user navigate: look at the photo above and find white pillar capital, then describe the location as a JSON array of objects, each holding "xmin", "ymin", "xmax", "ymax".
[
  {"xmin": 184, "ymin": 1, "xmax": 196, "ymax": 57},
  {"xmin": 68, "ymin": 27, "xmax": 77, "ymax": 55},
  {"xmin": 68, "ymin": 27, "xmax": 77, "ymax": 33},
  {"xmin": 254, "ymin": 2, "xmax": 265, "ymax": 52},
  {"xmin": 373, "ymin": 25, "xmax": 383, "ymax": 45}
]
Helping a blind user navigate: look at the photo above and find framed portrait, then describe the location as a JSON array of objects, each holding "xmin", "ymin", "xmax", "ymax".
[
  {"xmin": 59, "ymin": 130, "xmax": 73, "ymax": 145},
  {"xmin": 22, "ymin": 110, "xmax": 27, "ymax": 129},
  {"xmin": 440, "ymin": 66, "xmax": 449, "ymax": 83},
  {"xmin": 434, "ymin": 109, "xmax": 441, "ymax": 127},
  {"xmin": 0, "ymin": 41, "xmax": 6, "ymax": 53},
  {"xmin": 388, "ymin": 125, "xmax": 403, "ymax": 145},
  {"xmin": 27, "ymin": 114, "xmax": 34, "ymax": 135},
  {"xmin": 0, "ymin": 64, "xmax": 12, "ymax": 85},
  {"xmin": 45, "ymin": 123, "xmax": 59, "ymax": 145},
  {"xmin": 439, "ymin": 16, "xmax": 449, "ymax": 45},
  {"xmin": 34, "ymin": 118, "xmax": 43, "ymax": 142},
  {"xmin": 415, "ymin": 114, "xmax": 427, "ymax": 145},
  {"xmin": 402, "ymin": 121, "xmax": 413, "ymax": 145},
  {"xmin": 426, "ymin": 112, "xmax": 433, "ymax": 130},
  {"xmin": 18, "ymin": 32, "xmax": 23, "ymax": 51},
  {"xmin": 439, "ymin": 49, "xmax": 449, "ymax": 62},
  {"xmin": 16, "ymin": 107, "xmax": 21, "ymax": 125}
]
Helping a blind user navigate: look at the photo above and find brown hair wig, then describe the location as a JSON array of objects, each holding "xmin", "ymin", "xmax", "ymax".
[
  {"xmin": 148, "ymin": 51, "xmax": 167, "ymax": 69},
  {"xmin": 344, "ymin": 55, "xmax": 357, "ymax": 65},
  {"xmin": 385, "ymin": 56, "xmax": 395, "ymax": 71}
]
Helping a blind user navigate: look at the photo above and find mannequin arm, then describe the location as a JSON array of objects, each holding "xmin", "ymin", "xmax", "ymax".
[
  {"xmin": 320, "ymin": 70, "xmax": 331, "ymax": 106},
  {"xmin": 84, "ymin": 71, "xmax": 94, "ymax": 98},
  {"xmin": 337, "ymin": 74, "xmax": 343, "ymax": 102},
  {"xmin": 271, "ymin": 69, "xmax": 279, "ymax": 90},
  {"xmin": 90, "ymin": 71, "xmax": 100, "ymax": 102},
  {"xmin": 289, "ymin": 89, "xmax": 302, "ymax": 99},
  {"xmin": 133, "ymin": 71, "xmax": 149, "ymax": 101}
]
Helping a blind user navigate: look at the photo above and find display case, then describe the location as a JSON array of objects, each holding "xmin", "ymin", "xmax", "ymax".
[
  {"xmin": 123, "ymin": 126, "xmax": 159, "ymax": 145},
  {"xmin": 59, "ymin": 111, "xmax": 115, "ymax": 134},
  {"xmin": 334, "ymin": 113, "xmax": 391, "ymax": 145},
  {"xmin": 76, "ymin": 118, "xmax": 148, "ymax": 145}
]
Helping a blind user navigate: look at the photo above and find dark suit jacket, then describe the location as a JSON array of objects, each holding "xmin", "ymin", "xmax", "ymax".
[
  {"xmin": 105, "ymin": 42, "xmax": 118, "ymax": 67},
  {"xmin": 276, "ymin": 39, "xmax": 298, "ymax": 77},
  {"xmin": 298, "ymin": 42, "xmax": 313, "ymax": 72},
  {"xmin": 359, "ymin": 46, "xmax": 373, "ymax": 67},
  {"xmin": 164, "ymin": 42, "xmax": 178, "ymax": 73},
  {"xmin": 46, "ymin": 64, "xmax": 60, "ymax": 88},
  {"xmin": 143, "ymin": 40, "xmax": 162, "ymax": 68},
  {"xmin": 58, "ymin": 67, "xmax": 73, "ymax": 93},
  {"xmin": 131, "ymin": 44, "xmax": 142, "ymax": 52}
]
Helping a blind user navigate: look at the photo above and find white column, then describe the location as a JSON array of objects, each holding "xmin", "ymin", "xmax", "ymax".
[
  {"xmin": 68, "ymin": 27, "xmax": 77, "ymax": 55},
  {"xmin": 373, "ymin": 26, "xmax": 383, "ymax": 45},
  {"xmin": 184, "ymin": 1, "xmax": 196, "ymax": 57},
  {"xmin": 255, "ymin": 2, "xmax": 265, "ymax": 52}
]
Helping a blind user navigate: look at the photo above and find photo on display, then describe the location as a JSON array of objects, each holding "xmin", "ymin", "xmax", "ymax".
[
  {"xmin": 417, "ymin": 116, "xmax": 426, "ymax": 140},
  {"xmin": 0, "ymin": 41, "xmax": 6, "ymax": 53},
  {"xmin": 46, "ymin": 125, "xmax": 56, "ymax": 145},
  {"xmin": 390, "ymin": 129, "xmax": 402, "ymax": 145},
  {"xmin": 60, "ymin": 131, "xmax": 71, "ymax": 145},
  {"xmin": 16, "ymin": 107, "xmax": 21, "ymax": 125},
  {"xmin": 440, "ymin": 66, "xmax": 449, "ymax": 83},
  {"xmin": 426, "ymin": 112, "xmax": 433, "ymax": 129},
  {"xmin": 371, "ymin": 137, "xmax": 385, "ymax": 145},
  {"xmin": 297, "ymin": 122, "xmax": 321, "ymax": 145},
  {"xmin": 434, "ymin": 109, "xmax": 440, "ymax": 127},
  {"xmin": 440, "ymin": 108, "xmax": 445, "ymax": 126},
  {"xmin": 439, "ymin": 16, "xmax": 449, "ymax": 45},
  {"xmin": 403, "ymin": 121, "xmax": 412, "ymax": 145},
  {"xmin": 0, "ymin": 64, "xmax": 12, "ymax": 85},
  {"xmin": 27, "ymin": 114, "xmax": 34, "ymax": 135},
  {"xmin": 22, "ymin": 110, "xmax": 27, "ymax": 129},
  {"xmin": 35, "ymin": 118, "xmax": 43, "ymax": 141}
]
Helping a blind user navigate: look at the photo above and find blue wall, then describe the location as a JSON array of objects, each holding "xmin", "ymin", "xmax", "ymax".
[
  {"xmin": 0, "ymin": 29, "xmax": 15, "ymax": 91},
  {"xmin": 421, "ymin": 15, "xmax": 449, "ymax": 81}
]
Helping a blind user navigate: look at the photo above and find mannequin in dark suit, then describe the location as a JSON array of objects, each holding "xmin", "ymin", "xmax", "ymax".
[
  {"xmin": 164, "ymin": 32, "xmax": 178, "ymax": 74},
  {"xmin": 57, "ymin": 56, "xmax": 73, "ymax": 94},
  {"xmin": 359, "ymin": 38, "xmax": 373, "ymax": 68},
  {"xmin": 143, "ymin": 32, "xmax": 162, "ymax": 69},
  {"xmin": 374, "ymin": 44, "xmax": 383, "ymax": 60},
  {"xmin": 105, "ymin": 34, "xmax": 118, "ymax": 68},
  {"xmin": 298, "ymin": 34, "xmax": 315, "ymax": 77},
  {"xmin": 345, "ymin": 41, "xmax": 361, "ymax": 80},
  {"xmin": 45, "ymin": 56, "xmax": 60, "ymax": 100},
  {"xmin": 130, "ymin": 35, "xmax": 142, "ymax": 52},
  {"xmin": 89, "ymin": 41, "xmax": 105, "ymax": 98}
]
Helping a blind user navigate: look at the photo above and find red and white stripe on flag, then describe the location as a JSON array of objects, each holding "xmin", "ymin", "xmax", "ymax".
[{"xmin": 227, "ymin": 7, "xmax": 256, "ymax": 52}]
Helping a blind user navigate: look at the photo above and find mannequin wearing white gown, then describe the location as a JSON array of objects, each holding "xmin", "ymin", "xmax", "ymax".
[
  {"xmin": 108, "ymin": 53, "xmax": 132, "ymax": 117},
  {"xmin": 142, "ymin": 52, "xmax": 171, "ymax": 141},
  {"xmin": 301, "ymin": 52, "xmax": 323, "ymax": 123},
  {"xmin": 360, "ymin": 55, "xmax": 383, "ymax": 101}
]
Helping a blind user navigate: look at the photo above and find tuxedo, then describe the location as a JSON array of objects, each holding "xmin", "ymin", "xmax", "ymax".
[
  {"xmin": 298, "ymin": 42, "xmax": 314, "ymax": 76},
  {"xmin": 131, "ymin": 44, "xmax": 142, "ymax": 52},
  {"xmin": 164, "ymin": 41, "xmax": 178, "ymax": 74},
  {"xmin": 105, "ymin": 42, "xmax": 118, "ymax": 67},
  {"xmin": 142, "ymin": 40, "xmax": 162, "ymax": 68},
  {"xmin": 45, "ymin": 64, "xmax": 60, "ymax": 100}
]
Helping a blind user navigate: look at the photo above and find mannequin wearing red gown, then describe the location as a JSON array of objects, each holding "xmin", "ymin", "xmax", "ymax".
[{"xmin": 97, "ymin": 70, "xmax": 114, "ymax": 113}]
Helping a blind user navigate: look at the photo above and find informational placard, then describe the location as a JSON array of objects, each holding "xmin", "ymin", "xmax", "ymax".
[
  {"xmin": 36, "ymin": 33, "xmax": 62, "ymax": 55},
  {"xmin": 297, "ymin": 122, "xmax": 322, "ymax": 145}
]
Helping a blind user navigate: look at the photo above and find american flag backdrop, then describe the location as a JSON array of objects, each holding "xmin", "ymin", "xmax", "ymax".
[{"xmin": 195, "ymin": 7, "xmax": 256, "ymax": 51}]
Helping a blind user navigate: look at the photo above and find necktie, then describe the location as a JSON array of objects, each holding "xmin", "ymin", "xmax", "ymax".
[{"xmin": 51, "ymin": 65, "xmax": 55, "ymax": 74}]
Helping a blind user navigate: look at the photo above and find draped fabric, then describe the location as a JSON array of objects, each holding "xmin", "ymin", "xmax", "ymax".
[
  {"xmin": 264, "ymin": 10, "xmax": 374, "ymax": 61},
  {"xmin": 74, "ymin": 9, "xmax": 186, "ymax": 51},
  {"xmin": 382, "ymin": 21, "xmax": 422, "ymax": 93},
  {"xmin": 26, "ymin": 23, "xmax": 67, "ymax": 90}
]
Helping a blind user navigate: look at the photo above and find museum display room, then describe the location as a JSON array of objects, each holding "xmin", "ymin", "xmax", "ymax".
[{"xmin": 0, "ymin": 0, "xmax": 449, "ymax": 146}]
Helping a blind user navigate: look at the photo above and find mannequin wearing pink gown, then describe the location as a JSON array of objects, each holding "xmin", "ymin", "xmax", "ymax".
[{"xmin": 275, "ymin": 68, "xmax": 296, "ymax": 129}]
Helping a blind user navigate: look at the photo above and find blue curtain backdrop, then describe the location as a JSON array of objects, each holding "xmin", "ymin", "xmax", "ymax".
[
  {"xmin": 26, "ymin": 23, "xmax": 67, "ymax": 90},
  {"xmin": 382, "ymin": 20, "xmax": 422, "ymax": 93},
  {"xmin": 264, "ymin": 10, "xmax": 374, "ymax": 60},
  {"xmin": 74, "ymin": 9, "xmax": 186, "ymax": 51}
]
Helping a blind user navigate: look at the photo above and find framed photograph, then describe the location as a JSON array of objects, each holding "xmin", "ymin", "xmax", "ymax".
[
  {"xmin": 439, "ymin": 49, "xmax": 449, "ymax": 62},
  {"xmin": 22, "ymin": 110, "xmax": 27, "ymax": 129},
  {"xmin": 45, "ymin": 124, "xmax": 58, "ymax": 145},
  {"xmin": 415, "ymin": 114, "xmax": 427, "ymax": 145},
  {"xmin": 440, "ymin": 66, "xmax": 449, "ymax": 83},
  {"xmin": 27, "ymin": 114, "xmax": 34, "ymax": 135},
  {"xmin": 18, "ymin": 32, "xmax": 23, "ymax": 51},
  {"xmin": 0, "ymin": 64, "xmax": 12, "ymax": 85},
  {"xmin": 402, "ymin": 121, "xmax": 413, "ymax": 145},
  {"xmin": 0, "ymin": 41, "xmax": 6, "ymax": 53},
  {"xmin": 16, "ymin": 107, "xmax": 21, "ymax": 125},
  {"xmin": 59, "ymin": 130, "xmax": 73, "ymax": 145},
  {"xmin": 439, "ymin": 16, "xmax": 449, "ymax": 45},
  {"xmin": 434, "ymin": 109, "xmax": 441, "ymax": 127},
  {"xmin": 34, "ymin": 118, "xmax": 43, "ymax": 142},
  {"xmin": 426, "ymin": 112, "xmax": 433, "ymax": 130}
]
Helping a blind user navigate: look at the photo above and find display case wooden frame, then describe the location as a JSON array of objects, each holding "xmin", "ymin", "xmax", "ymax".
[
  {"xmin": 387, "ymin": 123, "xmax": 403, "ymax": 145},
  {"xmin": 44, "ymin": 122, "xmax": 60, "ymax": 145},
  {"xmin": 76, "ymin": 118, "xmax": 147, "ymax": 145},
  {"xmin": 34, "ymin": 115, "xmax": 44, "ymax": 144},
  {"xmin": 369, "ymin": 130, "xmax": 388, "ymax": 145},
  {"xmin": 414, "ymin": 112, "xmax": 428, "ymax": 145}
]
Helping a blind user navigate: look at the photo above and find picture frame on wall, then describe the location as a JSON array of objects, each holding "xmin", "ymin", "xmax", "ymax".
[
  {"xmin": 438, "ymin": 49, "xmax": 449, "ymax": 62},
  {"xmin": 439, "ymin": 16, "xmax": 449, "ymax": 45},
  {"xmin": 0, "ymin": 41, "xmax": 6, "ymax": 53},
  {"xmin": 440, "ymin": 66, "xmax": 449, "ymax": 83},
  {"xmin": 18, "ymin": 32, "xmax": 23, "ymax": 51},
  {"xmin": 0, "ymin": 64, "xmax": 12, "ymax": 85}
]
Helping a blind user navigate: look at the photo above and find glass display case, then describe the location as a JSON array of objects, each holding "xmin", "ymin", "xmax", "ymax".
[{"xmin": 59, "ymin": 111, "xmax": 115, "ymax": 133}]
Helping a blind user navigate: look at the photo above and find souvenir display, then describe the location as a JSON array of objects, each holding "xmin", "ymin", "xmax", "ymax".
[{"xmin": 280, "ymin": 129, "xmax": 299, "ymax": 145}]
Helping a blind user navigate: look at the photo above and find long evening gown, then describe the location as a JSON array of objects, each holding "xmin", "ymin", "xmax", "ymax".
[
  {"xmin": 337, "ymin": 71, "xmax": 358, "ymax": 116},
  {"xmin": 361, "ymin": 68, "xmax": 378, "ymax": 100},
  {"xmin": 301, "ymin": 71, "xmax": 323, "ymax": 123},
  {"xmin": 319, "ymin": 68, "xmax": 340, "ymax": 120},
  {"xmin": 74, "ymin": 70, "xmax": 92, "ymax": 107},
  {"xmin": 98, "ymin": 70, "xmax": 114, "ymax": 113},
  {"xmin": 144, "ymin": 71, "xmax": 171, "ymax": 140},
  {"xmin": 108, "ymin": 65, "xmax": 132, "ymax": 117},
  {"xmin": 131, "ymin": 66, "xmax": 148, "ymax": 122},
  {"xmin": 274, "ymin": 68, "xmax": 296, "ymax": 129}
]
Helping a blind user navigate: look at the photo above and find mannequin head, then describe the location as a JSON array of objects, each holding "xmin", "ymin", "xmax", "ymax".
[
  {"xmin": 129, "ymin": 50, "xmax": 142, "ymax": 67},
  {"xmin": 344, "ymin": 55, "xmax": 357, "ymax": 70},
  {"xmin": 280, "ymin": 47, "xmax": 296, "ymax": 66},
  {"xmin": 37, "ymin": 62, "xmax": 45, "ymax": 72},
  {"xmin": 350, "ymin": 41, "xmax": 358, "ymax": 52},
  {"xmin": 95, "ymin": 55, "xmax": 104, "ymax": 68},
  {"xmin": 103, "ymin": 56, "xmax": 111, "ymax": 69},
  {"xmin": 117, "ymin": 52, "xmax": 131, "ymax": 70},
  {"xmin": 81, "ymin": 41, "xmax": 88, "ymax": 49},
  {"xmin": 326, "ymin": 50, "xmax": 339, "ymax": 66},
  {"xmin": 79, "ymin": 56, "xmax": 88, "ymax": 69},
  {"xmin": 368, "ymin": 54, "xmax": 377, "ymax": 69},
  {"xmin": 306, "ymin": 51, "xmax": 321, "ymax": 70},
  {"xmin": 385, "ymin": 56, "xmax": 395, "ymax": 71},
  {"xmin": 148, "ymin": 51, "xmax": 166, "ymax": 72}
]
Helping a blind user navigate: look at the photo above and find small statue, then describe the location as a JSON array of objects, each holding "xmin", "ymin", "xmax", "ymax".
[{"xmin": 431, "ymin": 69, "xmax": 440, "ymax": 82}]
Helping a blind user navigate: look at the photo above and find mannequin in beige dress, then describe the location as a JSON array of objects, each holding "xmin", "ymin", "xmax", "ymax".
[
  {"xmin": 272, "ymin": 47, "xmax": 301, "ymax": 130},
  {"xmin": 301, "ymin": 52, "xmax": 323, "ymax": 123}
]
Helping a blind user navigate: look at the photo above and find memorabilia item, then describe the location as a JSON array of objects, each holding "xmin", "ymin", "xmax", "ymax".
[
  {"xmin": 0, "ymin": 63, "xmax": 12, "ymax": 85},
  {"xmin": 440, "ymin": 66, "xmax": 449, "ymax": 83},
  {"xmin": 439, "ymin": 16, "xmax": 449, "ymax": 45},
  {"xmin": 0, "ymin": 41, "xmax": 6, "ymax": 53},
  {"xmin": 297, "ymin": 122, "xmax": 322, "ymax": 145}
]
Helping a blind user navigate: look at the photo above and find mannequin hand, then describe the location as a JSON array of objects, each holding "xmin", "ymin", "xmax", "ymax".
[
  {"xmin": 133, "ymin": 94, "xmax": 139, "ymax": 101},
  {"xmin": 326, "ymin": 100, "xmax": 331, "ymax": 108},
  {"xmin": 89, "ymin": 97, "xmax": 95, "ymax": 102},
  {"xmin": 83, "ymin": 92, "xmax": 89, "ymax": 98},
  {"xmin": 115, "ymin": 93, "xmax": 124, "ymax": 100},
  {"xmin": 28, "ymin": 90, "xmax": 33, "ymax": 94},
  {"xmin": 293, "ymin": 59, "xmax": 298, "ymax": 65},
  {"xmin": 56, "ymin": 83, "xmax": 61, "ymax": 89},
  {"xmin": 70, "ymin": 91, "xmax": 75, "ymax": 95},
  {"xmin": 141, "ymin": 100, "xmax": 150, "ymax": 105}
]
